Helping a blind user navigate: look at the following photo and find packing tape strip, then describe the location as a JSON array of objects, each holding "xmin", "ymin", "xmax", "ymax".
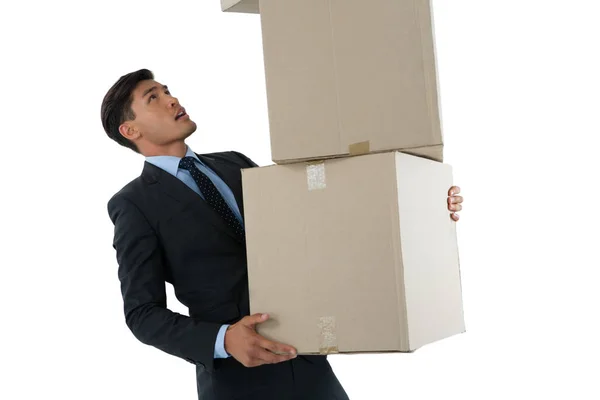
[
  {"xmin": 306, "ymin": 162, "xmax": 326, "ymax": 191},
  {"xmin": 318, "ymin": 316, "xmax": 338, "ymax": 354},
  {"xmin": 348, "ymin": 141, "xmax": 370, "ymax": 156}
]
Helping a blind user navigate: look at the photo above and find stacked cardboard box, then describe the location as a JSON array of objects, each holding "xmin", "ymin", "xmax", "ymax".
[{"xmin": 221, "ymin": 0, "xmax": 465, "ymax": 354}]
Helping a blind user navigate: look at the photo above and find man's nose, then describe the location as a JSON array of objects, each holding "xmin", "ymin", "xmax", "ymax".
[{"xmin": 167, "ymin": 96, "xmax": 179, "ymax": 108}]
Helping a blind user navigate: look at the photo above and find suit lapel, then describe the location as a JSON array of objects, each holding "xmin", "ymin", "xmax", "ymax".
[{"xmin": 142, "ymin": 161, "xmax": 243, "ymax": 244}]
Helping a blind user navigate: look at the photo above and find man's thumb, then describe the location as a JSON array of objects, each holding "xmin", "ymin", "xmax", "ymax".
[{"xmin": 245, "ymin": 313, "xmax": 269, "ymax": 327}]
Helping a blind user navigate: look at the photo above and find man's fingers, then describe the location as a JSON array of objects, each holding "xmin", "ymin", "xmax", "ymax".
[
  {"xmin": 259, "ymin": 338, "xmax": 297, "ymax": 356},
  {"xmin": 448, "ymin": 195, "xmax": 463, "ymax": 204},
  {"xmin": 242, "ymin": 339, "xmax": 296, "ymax": 368},
  {"xmin": 256, "ymin": 348, "xmax": 296, "ymax": 365},
  {"xmin": 237, "ymin": 315, "xmax": 297, "ymax": 367},
  {"xmin": 449, "ymin": 203, "xmax": 462, "ymax": 212},
  {"xmin": 451, "ymin": 212, "xmax": 460, "ymax": 221},
  {"xmin": 448, "ymin": 186, "xmax": 461, "ymax": 196}
]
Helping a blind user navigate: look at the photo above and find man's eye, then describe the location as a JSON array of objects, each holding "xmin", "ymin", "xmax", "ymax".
[
  {"xmin": 165, "ymin": 90, "xmax": 171, "ymax": 95},
  {"xmin": 149, "ymin": 94, "xmax": 157, "ymax": 101}
]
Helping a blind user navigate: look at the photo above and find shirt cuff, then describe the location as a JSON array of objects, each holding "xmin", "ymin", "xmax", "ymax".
[{"xmin": 214, "ymin": 324, "xmax": 231, "ymax": 359}]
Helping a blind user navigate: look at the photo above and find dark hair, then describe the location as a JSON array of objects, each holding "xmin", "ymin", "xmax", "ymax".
[{"xmin": 101, "ymin": 69, "xmax": 154, "ymax": 153}]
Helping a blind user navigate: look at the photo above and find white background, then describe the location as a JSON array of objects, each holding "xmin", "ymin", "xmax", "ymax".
[{"xmin": 1, "ymin": 0, "xmax": 599, "ymax": 399}]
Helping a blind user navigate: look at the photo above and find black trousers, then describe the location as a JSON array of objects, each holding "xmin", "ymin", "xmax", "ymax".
[{"xmin": 196, "ymin": 355, "xmax": 350, "ymax": 399}]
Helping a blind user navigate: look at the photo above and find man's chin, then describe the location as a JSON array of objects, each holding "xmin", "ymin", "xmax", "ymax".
[{"xmin": 182, "ymin": 121, "xmax": 198, "ymax": 137}]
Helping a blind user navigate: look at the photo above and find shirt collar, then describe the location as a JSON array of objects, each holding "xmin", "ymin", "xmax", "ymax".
[{"xmin": 145, "ymin": 145, "xmax": 201, "ymax": 178}]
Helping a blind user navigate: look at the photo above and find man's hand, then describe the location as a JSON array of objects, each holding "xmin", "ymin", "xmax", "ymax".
[
  {"xmin": 448, "ymin": 186, "xmax": 463, "ymax": 221},
  {"xmin": 224, "ymin": 313, "xmax": 297, "ymax": 368}
]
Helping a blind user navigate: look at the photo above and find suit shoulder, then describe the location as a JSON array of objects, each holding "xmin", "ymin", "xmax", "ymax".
[
  {"xmin": 107, "ymin": 176, "xmax": 145, "ymax": 214},
  {"xmin": 203, "ymin": 150, "xmax": 259, "ymax": 168}
]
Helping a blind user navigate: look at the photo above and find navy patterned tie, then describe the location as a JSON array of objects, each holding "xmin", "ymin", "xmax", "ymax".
[{"xmin": 178, "ymin": 157, "xmax": 244, "ymax": 239}]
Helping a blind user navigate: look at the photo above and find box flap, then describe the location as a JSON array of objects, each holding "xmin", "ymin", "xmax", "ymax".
[{"xmin": 221, "ymin": 0, "xmax": 259, "ymax": 13}]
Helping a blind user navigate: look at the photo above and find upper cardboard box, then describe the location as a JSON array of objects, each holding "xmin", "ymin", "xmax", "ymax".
[
  {"xmin": 221, "ymin": 0, "xmax": 259, "ymax": 13},
  {"xmin": 259, "ymin": 0, "xmax": 445, "ymax": 163},
  {"xmin": 242, "ymin": 151, "xmax": 465, "ymax": 353}
]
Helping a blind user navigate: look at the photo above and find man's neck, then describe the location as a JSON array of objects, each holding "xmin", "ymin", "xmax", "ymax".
[{"xmin": 143, "ymin": 142, "xmax": 188, "ymax": 158}]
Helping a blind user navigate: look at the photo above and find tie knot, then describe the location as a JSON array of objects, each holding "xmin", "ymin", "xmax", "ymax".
[{"xmin": 179, "ymin": 157, "xmax": 196, "ymax": 171}]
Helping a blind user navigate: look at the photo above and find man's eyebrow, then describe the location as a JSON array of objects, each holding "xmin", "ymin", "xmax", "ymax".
[{"xmin": 142, "ymin": 85, "xmax": 168, "ymax": 98}]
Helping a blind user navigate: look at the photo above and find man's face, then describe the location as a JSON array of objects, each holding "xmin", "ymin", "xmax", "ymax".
[{"xmin": 124, "ymin": 79, "xmax": 197, "ymax": 148}]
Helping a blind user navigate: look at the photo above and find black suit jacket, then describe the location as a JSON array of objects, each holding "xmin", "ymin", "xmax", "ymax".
[
  {"xmin": 107, "ymin": 150, "xmax": 348, "ymax": 400},
  {"xmin": 108, "ymin": 151, "xmax": 256, "ymax": 371}
]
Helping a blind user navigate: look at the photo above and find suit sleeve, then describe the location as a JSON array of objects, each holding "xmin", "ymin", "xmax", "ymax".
[{"xmin": 107, "ymin": 194, "xmax": 223, "ymax": 370}]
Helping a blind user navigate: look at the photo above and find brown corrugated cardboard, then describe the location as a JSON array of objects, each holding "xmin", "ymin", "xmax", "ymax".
[
  {"xmin": 221, "ymin": 0, "xmax": 259, "ymax": 13},
  {"xmin": 241, "ymin": 152, "xmax": 464, "ymax": 354},
  {"xmin": 257, "ymin": 0, "xmax": 444, "ymax": 163}
]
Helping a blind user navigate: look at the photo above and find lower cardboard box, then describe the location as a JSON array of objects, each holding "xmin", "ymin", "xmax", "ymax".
[{"xmin": 241, "ymin": 151, "xmax": 465, "ymax": 354}]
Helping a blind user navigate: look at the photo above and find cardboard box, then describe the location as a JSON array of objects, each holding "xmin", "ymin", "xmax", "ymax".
[
  {"xmin": 221, "ymin": 0, "xmax": 444, "ymax": 163},
  {"xmin": 241, "ymin": 152, "xmax": 465, "ymax": 354},
  {"xmin": 258, "ymin": 0, "xmax": 445, "ymax": 163},
  {"xmin": 220, "ymin": 0, "xmax": 259, "ymax": 13}
]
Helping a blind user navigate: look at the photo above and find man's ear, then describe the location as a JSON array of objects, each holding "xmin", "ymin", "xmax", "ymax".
[{"xmin": 118, "ymin": 122, "xmax": 140, "ymax": 141}]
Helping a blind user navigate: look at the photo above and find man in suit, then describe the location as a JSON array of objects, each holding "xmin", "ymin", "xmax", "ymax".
[{"xmin": 101, "ymin": 69, "xmax": 464, "ymax": 400}]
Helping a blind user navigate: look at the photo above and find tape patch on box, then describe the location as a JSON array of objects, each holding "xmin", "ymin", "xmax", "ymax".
[
  {"xmin": 348, "ymin": 141, "xmax": 370, "ymax": 156},
  {"xmin": 306, "ymin": 162, "xmax": 326, "ymax": 191},
  {"xmin": 318, "ymin": 316, "xmax": 338, "ymax": 354}
]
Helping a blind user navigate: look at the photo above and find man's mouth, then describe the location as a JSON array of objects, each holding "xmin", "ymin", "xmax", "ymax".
[{"xmin": 175, "ymin": 108, "xmax": 187, "ymax": 120}]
